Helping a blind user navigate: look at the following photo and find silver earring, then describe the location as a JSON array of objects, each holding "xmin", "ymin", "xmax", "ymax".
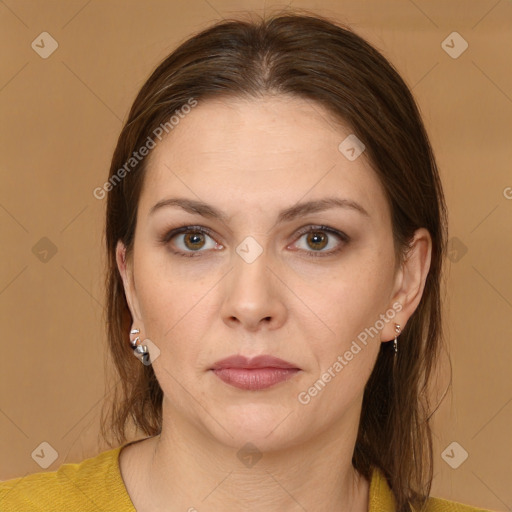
[
  {"xmin": 130, "ymin": 327, "xmax": 149, "ymax": 363},
  {"xmin": 393, "ymin": 324, "xmax": 401, "ymax": 354},
  {"xmin": 130, "ymin": 328, "xmax": 140, "ymax": 348}
]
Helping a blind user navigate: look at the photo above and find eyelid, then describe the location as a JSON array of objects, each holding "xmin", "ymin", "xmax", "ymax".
[
  {"xmin": 293, "ymin": 224, "xmax": 349, "ymax": 241},
  {"xmin": 160, "ymin": 225, "xmax": 217, "ymax": 244}
]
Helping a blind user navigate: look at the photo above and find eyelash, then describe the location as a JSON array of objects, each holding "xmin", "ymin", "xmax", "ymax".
[{"xmin": 159, "ymin": 225, "xmax": 350, "ymax": 258}]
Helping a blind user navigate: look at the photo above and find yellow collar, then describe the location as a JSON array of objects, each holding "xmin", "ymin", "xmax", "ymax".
[{"xmin": 369, "ymin": 466, "xmax": 397, "ymax": 511}]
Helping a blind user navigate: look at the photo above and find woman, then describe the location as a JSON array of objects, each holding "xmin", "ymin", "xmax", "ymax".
[{"xmin": 0, "ymin": 11, "xmax": 496, "ymax": 512}]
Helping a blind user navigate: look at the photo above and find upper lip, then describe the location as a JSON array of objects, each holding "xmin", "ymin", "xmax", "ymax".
[{"xmin": 211, "ymin": 355, "xmax": 300, "ymax": 370}]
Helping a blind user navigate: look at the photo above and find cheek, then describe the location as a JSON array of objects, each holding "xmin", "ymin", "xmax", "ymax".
[
  {"xmin": 305, "ymin": 250, "xmax": 395, "ymax": 361},
  {"xmin": 295, "ymin": 265, "xmax": 390, "ymax": 413},
  {"xmin": 134, "ymin": 255, "xmax": 207, "ymax": 360}
]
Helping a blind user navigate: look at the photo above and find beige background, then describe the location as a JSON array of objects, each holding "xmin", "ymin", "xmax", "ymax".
[{"xmin": 1, "ymin": 0, "xmax": 511, "ymax": 510}]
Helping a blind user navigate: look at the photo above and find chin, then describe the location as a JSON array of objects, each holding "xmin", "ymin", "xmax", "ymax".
[{"xmin": 203, "ymin": 403, "xmax": 304, "ymax": 453}]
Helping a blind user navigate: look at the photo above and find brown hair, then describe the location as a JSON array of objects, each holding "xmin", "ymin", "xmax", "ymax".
[{"xmin": 100, "ymin": 10, "xmax": 449, "ymax": 512}]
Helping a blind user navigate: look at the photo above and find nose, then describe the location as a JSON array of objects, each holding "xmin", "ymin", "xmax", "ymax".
[{"xmin": 220, "ymin": 245, "xmax": 287, "ymax": 332}]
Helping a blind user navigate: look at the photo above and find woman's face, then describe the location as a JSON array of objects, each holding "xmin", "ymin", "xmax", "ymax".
[{"xmin": 118, "ymin": 95, "xmax": 408, "ymax": 451}]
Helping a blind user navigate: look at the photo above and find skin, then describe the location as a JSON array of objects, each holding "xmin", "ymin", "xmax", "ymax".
[{"xmin": 116, "ymin": 94, "xmax": 432, "ymax": 512}]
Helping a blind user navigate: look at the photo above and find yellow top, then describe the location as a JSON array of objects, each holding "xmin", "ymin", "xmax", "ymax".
[{"xmin": 0, "ymin": 444, "xmax": 494, "ymax": 511}]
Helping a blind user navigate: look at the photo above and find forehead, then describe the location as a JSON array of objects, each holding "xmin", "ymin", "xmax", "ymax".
[{"xmin": 138, "ymin": 95, "xmax": 390, "ymax": 222}]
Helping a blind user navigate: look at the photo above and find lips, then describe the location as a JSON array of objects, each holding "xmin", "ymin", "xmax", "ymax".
[
  {"xmin": 210, "ymin": 355, "xmax": 301, "ymax": 391},
  {"xmin": 210, "ymin": 354, "xmax": 300, "ymax": 370}
]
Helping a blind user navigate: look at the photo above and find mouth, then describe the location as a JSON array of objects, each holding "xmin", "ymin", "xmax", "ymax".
[{"xmin": 210, "ymin": 354, "xmax": 302, "ymax": 391}]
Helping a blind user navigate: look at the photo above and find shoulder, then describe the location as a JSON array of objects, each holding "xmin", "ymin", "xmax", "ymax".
[
  {"xmin": 419, "ymin": 496, "xmax": 497, "ymax": 512},
  {"xmin": 0, "ymin": 445, "xmax": 135, "ymax": 512},
  {"xmin": 369, "ymin": 466, "xmax": 496, "ymax": 512}
]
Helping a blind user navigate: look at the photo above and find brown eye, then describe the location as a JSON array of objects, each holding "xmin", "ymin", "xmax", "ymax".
[
  {"xmin": 305, "ymin": 231, "xmax": 329, "ymax": 251},
  {"xmin": 292, "ymin": 226, "xmax": 349, "ymax": 257},
  {"xmin": 183, "ymin": 232, "xmax": 207, "ymax": 251},
  {"xmin": 161, "ymin": 226, "xmax": 221, "ymax": 257}
]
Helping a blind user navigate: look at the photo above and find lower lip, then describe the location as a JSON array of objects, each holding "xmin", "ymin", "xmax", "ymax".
[{"xmin": 212, "ymin": 368, "xmax": 300, "ymax": 390}]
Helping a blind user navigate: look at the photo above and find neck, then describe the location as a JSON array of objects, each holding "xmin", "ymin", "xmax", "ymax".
[{"xmin": 142, "ymin": 400, "xmax": 369, "ymax": 512}]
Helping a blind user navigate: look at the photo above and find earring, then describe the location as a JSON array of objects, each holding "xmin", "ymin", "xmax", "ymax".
[
  {"xmin": 130, "ymin": 327, "xmax": 149, "ymax": 364},
  {"xmin": 393, "ymin": 324, "xmax": 401, "ymax": 354},
  {"xmin": 130, "ymin": 328, "xmax": 140, "ymax": 348}
]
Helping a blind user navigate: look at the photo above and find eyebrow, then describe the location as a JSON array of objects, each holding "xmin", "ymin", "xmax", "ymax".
[{"xmin": 149, "ymin": 196, "xmax": 370, "ymax": 223}]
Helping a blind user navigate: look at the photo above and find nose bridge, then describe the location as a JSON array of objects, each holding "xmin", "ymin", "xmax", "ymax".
[
  {"xmin": 222, "ymin": 235, "xmax": 284, "ymax": 327},
  {"xmin": 231, "ymin": 234, "xmax": 272, "ymax": 298}
]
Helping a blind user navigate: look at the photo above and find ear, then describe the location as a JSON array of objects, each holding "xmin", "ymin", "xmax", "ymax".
[
  {"xmin": 116, "ymin": 240, "xmax": 144, "ymax": 327},
  {"xmin": 381, "ymin": 228, "xmax": 432, "ymax": 342}
]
